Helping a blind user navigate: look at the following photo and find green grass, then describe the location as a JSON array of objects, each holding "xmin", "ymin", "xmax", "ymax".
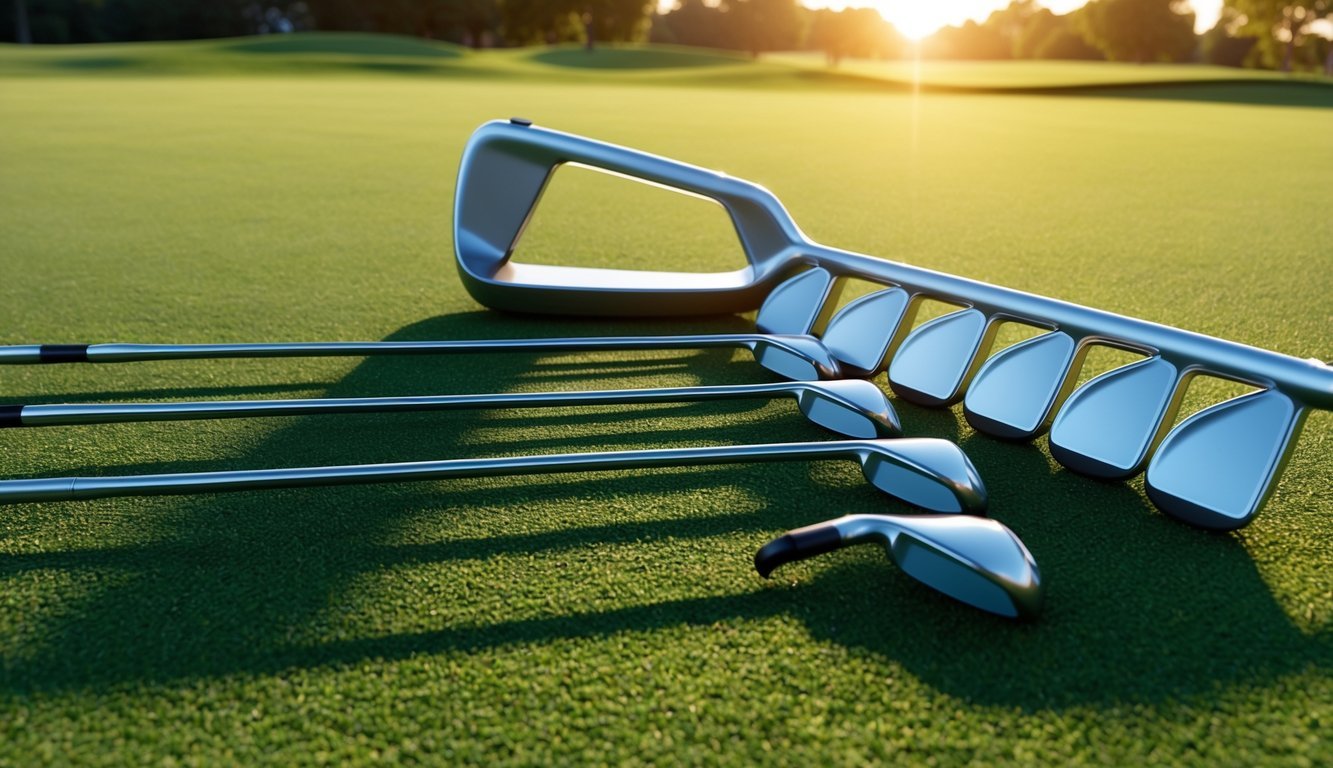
[{"xmin": 0, "ymin": 35, "xmax": 1330, "ymax": 766}]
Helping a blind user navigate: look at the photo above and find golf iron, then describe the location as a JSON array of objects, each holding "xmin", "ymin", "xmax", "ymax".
[
  {"xmin": 0, "ymin": 268, "xmax": 908, "ymax": 383},
  {"xmin": 0, "ymin": 379, "xmax": 900, "ymax": 440},
  {"xmin": 451, "ymin": 119, "xmax": 1333, "ymax": 531},
  {"xmin": 0, "ymin": 437, "xmax": 986, "ymax": 515},
  {"xmin": 755, "ymin": 513, "xmax": 1043, "ymax": 620}
]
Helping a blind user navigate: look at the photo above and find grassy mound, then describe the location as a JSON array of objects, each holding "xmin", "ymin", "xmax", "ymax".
[
  {"xmin": 528, "ymin": 44, "xmax": 750, "ymax": 69},
  {"xmin": 219, "ymin": 32, "xmax": 464, "ymax": 58}
]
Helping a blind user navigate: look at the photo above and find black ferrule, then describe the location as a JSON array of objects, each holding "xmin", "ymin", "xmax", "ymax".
[
  {"xmin": 0, "ymin": 405, "xmax": 24, "ymax": 428},
  {"xmin": 39, "ymin": 345, "xmax": 90, "ymax": 363}
]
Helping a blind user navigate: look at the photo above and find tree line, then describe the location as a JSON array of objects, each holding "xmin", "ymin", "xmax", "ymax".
[{"xmin": 7, "ymin": 0, "xmax": 1331, "ymax": 73}]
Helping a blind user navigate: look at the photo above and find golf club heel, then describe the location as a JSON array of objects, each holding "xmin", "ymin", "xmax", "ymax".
[{"xmin": 754, "ymin": 521, "xmax": 844, "ymax": 578}]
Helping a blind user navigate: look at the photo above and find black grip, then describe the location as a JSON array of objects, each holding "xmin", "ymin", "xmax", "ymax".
[
  {"xmin": 0, "ymin": 405, "xmax": 23, "ymax": 428},
  {"xmin": 754, "ymin": 523, "xmax": 844, "ymax": 578},
  {"xmin": 39, "ymin": 344, "xmax": 90, "ymax": 363}
]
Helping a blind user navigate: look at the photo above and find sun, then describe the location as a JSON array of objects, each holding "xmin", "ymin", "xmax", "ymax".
[
  {"xmin": 880, "ymin": 2, "xmax": 944, "ymax": 41},
  {"xmin": 835, "ymin": 1, "xmax": 1030, "ymax": 42}
]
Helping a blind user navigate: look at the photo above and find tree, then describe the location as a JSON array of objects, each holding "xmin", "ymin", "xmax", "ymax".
[
  {"xmin": 924, "ymin": 20, "xmax": 1011, "ymax": 59},
  {"xmin": 13, "ymin": 0, "xmax": 32, "ymax": 43},
  {"xmin": 1033, "ymin": 26, "xmax": 1103, "ymax": 59},
  {"xmin": 499, "ymin": 0, "xmax": 648, "ymax": 48},
  {"xmin": 1200, "ymin": 9, "xmax": 1259, "ymax": 66},
  {"xmin": 1078, "ymin": 0, "xmax": 1196, "ymax": 62},
  {"xmin": 1014, "ymin": 7, "xmax": 1102, "ymax": 59},
  {"xmin": 650, "ymin": 0, "xmax": 801, "ymax": 57},
  {"xmin": 649, "ymin": 0, "xmax": 730, "ymax": 49},
  {"xmin": 985, "ymin": 0, "xmax": 1040, "ymax": 56},
  {"xmin": 1225, "ymin": 0, "xmax": 1331, "ymax": 71},
  {"xmin": 580, "ymin": 0, "xmax": 654, "ymax": 49},
  {"xmin": 728, "ymin": 0, "xmax": 801, "ymax": 57},
  {"xmin": 808, "ymin": 7, "xmax": 901, "ymax": 64}
]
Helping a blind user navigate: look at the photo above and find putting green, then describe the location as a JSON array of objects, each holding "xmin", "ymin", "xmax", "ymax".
[{"xmin": 0, "ymin": 36, "xmax": 1329, "ymax": 766}]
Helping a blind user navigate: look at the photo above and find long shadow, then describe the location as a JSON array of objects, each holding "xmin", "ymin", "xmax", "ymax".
[
  {"xmin": 1058, "ymin": 79, "xmax": 1333, "ymax": 109},
  {"xmin": 0, "ymin": 312, "xmax": 1325, "ymax": 712},
  {"xmin": 0, "ymin": 381, "xmax": 341, "ymax": 406}
]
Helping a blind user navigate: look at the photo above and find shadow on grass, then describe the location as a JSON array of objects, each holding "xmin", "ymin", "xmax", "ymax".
[
  {"xmin": 0, "ymin": 381, "xmax": 340, "ymax": 407},
  {"xmin": 0, "ymin": 311, "xmax": 1326, "ymax": 711},
  {"xmin": 1059, "ymin": 80, "xmax": 1333, "ymax": 109}
]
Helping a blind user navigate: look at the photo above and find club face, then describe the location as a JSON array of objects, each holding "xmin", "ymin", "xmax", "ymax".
[
  {"xmin": 886, "ymin": 516, "xmax": 1043, "ymax": 620},
  {"xmin": 796, "ymin": 380, "xmax": 901, "ymax": 439},
  {"xmin": 1145, "ymin": 389, "xmax": 1305, "ymax": 530},
  {"xmin": 751, "ymin": 336, "xmax": 841, "ymax": 381},
  {"xmin": 964, "ymin": 331, "xmax": 1077, "ymax": 440},
  {"xmin": 818, "ymin": 288, "xmax": 911, "ymax": 376},
  {"xmin": 857, "ymin": 439, "xmax": 987, "ymax": 515},
  {"xmin": 753, "ymin": 267, "xmax": 838, "ymax": 336},
  {"xmin": 888, "ymin": 308, "xmax": 992, "ymax": 407},
  {"xmin": 1049, "ymin": 356, "xmax": 1181, "ymax": 478}
]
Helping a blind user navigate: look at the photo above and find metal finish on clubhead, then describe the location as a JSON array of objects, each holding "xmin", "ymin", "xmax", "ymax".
[
  {"xmin": 887, "ymin": 308, "xmax": 994, "ymax": 407},
  {"xmin": 0, "ymin": 438, "xmax": 985, "ymax": 515},
  {"xmin": 1145, "ymin": 390, "xmax": 1307, "ymax": 530},
  {"xmin": 818, "ymin": 288, "xmax": 911, "ymax": 378},
  {"xmin": 964, "ymin": 331, "xmax": 1077, "ymax": 440},
  {"xmin": 754, "ymin": 513, "xmax": 1042, "ymax": 619},
  {"xmin": 450, "ymin": 120, "xmax": 1332, "ymax": 530},
  {"xmin": 0, "ymin": 380, "xmax": 901, "ymax": 440},
  {"xmin": 752, "ymin": 267, "xmax": 839, "ymax": 336},
  {"xmin": 1049, "ymin": 356, "xmax": 1181, "ymax": 479}
]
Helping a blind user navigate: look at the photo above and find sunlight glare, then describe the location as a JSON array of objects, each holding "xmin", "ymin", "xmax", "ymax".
[
  {"xmin": 796, "ymin": 1, "xmax": 1226, "ymax": 38},
  {"xmin": 887, "ymin": 3, "xmax": 940, "ymax": 41}
]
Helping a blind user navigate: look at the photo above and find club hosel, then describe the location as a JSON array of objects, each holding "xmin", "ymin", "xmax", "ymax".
[{"xmin": 828, "ymin": 514, "xmax": 901, "ymax": 546}]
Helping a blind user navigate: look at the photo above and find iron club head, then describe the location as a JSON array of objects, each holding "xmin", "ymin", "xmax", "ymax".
[
  {"xmin": 853, "ymin": 438, "xmax": 988, "ymax": 515},
  {"xmin": 747, "ymin": 335, "xmax": 843, "ymax": 381},
  {"xmin": 793, "ymin": 380, "xmax": 901, "ymax": 439},
  {"xmin": 755, "ymin": 513, "xmax": 1043, "ymax": 620}
]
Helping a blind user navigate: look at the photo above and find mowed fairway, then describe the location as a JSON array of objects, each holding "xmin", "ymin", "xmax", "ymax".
[{"xmin": 1, "ymin": 37, "xmax": 1330, "ymax": 765}]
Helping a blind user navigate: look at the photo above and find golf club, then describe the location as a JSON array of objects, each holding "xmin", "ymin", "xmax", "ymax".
[
  {"xmin": 0, "ymin": 438, "xmax": 987, "ymax": 515},
  {"xmin": 0, "ymin": 268, "xmax": 906, "ymax": 383},
  {"xmin": 0, "ymin": 379, "xmax": 901, "ymax": 440},
  {"xmin": 452, "ymin": 119, "xmax": 1333, "ymax": 530},
  {"xmin": 755, "ymin": 513, "xmax": 1042, "ymax": 619}
]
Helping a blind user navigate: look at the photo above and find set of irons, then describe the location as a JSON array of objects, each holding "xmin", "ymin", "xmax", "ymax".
[{"xmin": 4, "ymin": 121, "xmax": 1329, "ymax": 621}]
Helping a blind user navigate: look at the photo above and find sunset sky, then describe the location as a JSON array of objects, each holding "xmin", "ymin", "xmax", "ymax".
[{"xmin": 658, "ymin": 1, "xmax": 1226, "ymax": 38}]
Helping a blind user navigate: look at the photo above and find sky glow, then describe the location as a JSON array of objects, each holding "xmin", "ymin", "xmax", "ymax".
[{"xmin": 657, "ymin": 1, "xmax": 1225, "ymax": 37}]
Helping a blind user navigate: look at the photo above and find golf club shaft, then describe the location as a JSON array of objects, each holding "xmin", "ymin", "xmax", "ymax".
[
  {"xmin": 0, "ymin": 439, "xmax": 868, "ymax": 504},
  {"xmin": 0, "ymin": 382, "xmax": 801, "ymax": 428},
  {"xmin": 0, "ymin": 335, "xmax": 771, "ymax": 364}
]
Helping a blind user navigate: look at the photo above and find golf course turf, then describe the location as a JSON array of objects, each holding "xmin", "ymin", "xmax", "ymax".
[{"xmin": 1, "ymin": 34, "xmax": 1329, "ymax": 765}]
